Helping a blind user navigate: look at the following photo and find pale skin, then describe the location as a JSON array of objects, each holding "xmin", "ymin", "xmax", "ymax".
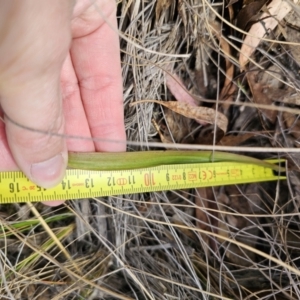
[{"xmin": 0, "ymin": 0, "xmax": 126, "ymax": 206}]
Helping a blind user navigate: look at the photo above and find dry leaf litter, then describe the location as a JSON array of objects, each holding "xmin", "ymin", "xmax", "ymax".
[{"xmin": 1, "ymin": 0, "xmax": 300, "ymax": 299}]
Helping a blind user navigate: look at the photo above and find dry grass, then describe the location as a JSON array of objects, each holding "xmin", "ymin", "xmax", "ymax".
[{"xmin": 1, "ymin": 0, "xmax": 300, "ymax": 299}]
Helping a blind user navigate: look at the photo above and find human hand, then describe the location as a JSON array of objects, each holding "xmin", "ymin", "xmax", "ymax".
[{"xmin": 0, "ymin": 0, "xmax": 126, "ymax": 205}]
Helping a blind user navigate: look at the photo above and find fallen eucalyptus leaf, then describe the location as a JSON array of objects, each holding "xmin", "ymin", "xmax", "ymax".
[
  {"xmin": 239, "ymin": 0, "xmax": 298, "ymax": 69},
  {"xmin": 130, "ymin": 100, "xmax": 228, "ymax": 133}
]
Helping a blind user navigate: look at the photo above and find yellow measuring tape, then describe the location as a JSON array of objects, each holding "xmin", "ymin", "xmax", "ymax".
[{"xmin": 0, "ymin": 159, "xmax": 286, "ymax": 203}]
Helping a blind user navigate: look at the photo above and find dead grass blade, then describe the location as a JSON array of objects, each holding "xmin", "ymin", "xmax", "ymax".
[{"xmin": 27, "ymin": 203, "xmax": 82, "ymax": 276}]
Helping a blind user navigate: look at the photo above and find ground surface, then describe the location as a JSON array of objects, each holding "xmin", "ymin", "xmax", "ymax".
[{"xmin": 1, "ymin": 1, "xmax": 300, "ymax": 299}]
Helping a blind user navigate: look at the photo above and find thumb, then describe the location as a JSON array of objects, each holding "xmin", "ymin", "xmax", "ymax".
[
  {"xmin": 0, "ymin": 1, "xmax": 73, "ymax": 188},
  {"xmin": 2, "ymin": 79, "xmax": 68, "ymax": 189}
]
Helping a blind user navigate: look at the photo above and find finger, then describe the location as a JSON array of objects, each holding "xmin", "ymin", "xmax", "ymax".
[
  {"xmin": 43, "ymin": 54, "xmax": 97, "ymax": 207},
  {"xmin": 61, "ymin": 53, "xmax": 95, "ymax": 152},
  {"xmin": 70, "ymin": 1, "xmax": 126, "ymax": 152},
  {"xmin": 0, "ymin": 1, "xmax": 73, "ymax": 188}
]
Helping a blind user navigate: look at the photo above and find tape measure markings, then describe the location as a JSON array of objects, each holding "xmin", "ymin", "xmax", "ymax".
[{"xmin": 0, "ymin": 160, "xmax": 286, "ymax": 203}]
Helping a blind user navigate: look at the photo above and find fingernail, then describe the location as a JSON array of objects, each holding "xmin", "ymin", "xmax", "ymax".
[{"xmin": 30, "ymin": 153, "xmax": 66, "ymax": 188}]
